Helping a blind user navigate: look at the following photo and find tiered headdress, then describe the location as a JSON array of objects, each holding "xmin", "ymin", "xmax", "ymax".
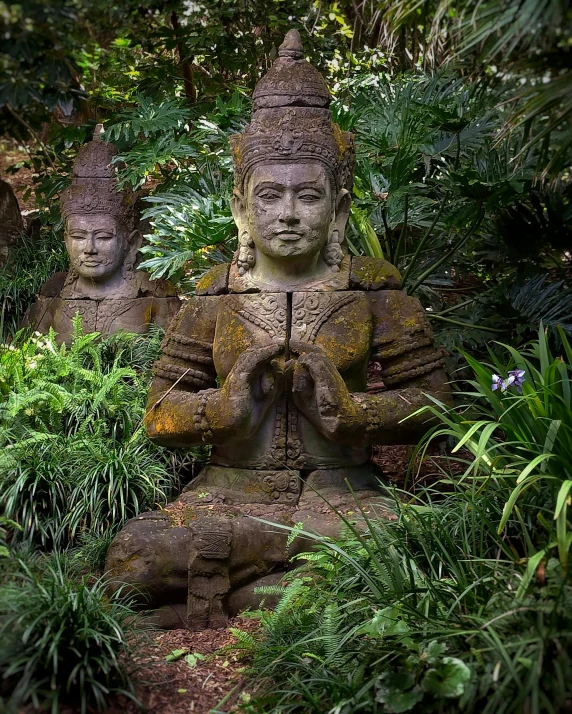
[
  {"xmin": 230, "ymin": 30, "xmax": 355, "ymax": 193},
  {"xmin": 60, "ymin": 125, "xmax": 134, "ymax": 226}
]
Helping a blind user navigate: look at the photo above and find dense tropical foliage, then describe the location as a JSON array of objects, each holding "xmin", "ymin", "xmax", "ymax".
[
  {"xmin": 0, "ymin": 0, "xmax": 570, "ymax": 712},
  {"xmin": 229, "ymin": 329, "xmax": 572, "ymax": 713}
]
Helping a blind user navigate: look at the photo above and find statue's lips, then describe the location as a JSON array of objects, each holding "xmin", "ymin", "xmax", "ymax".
[
  {"xmin": 82, "ymin": 261, "xmax": 103, "ymax": 267},
  {"xmin": 275, "ymin": 231, "xmax": 303, "ymax": 241}
]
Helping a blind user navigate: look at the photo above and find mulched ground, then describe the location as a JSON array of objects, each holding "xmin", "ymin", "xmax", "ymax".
[{"xmin": 105, "ymin": 618, "xmax": 258, "ymax": 714}]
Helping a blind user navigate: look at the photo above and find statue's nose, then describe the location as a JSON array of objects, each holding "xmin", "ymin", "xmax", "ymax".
[
  {"xmin": 84, "ymin": 235, "xmax": 98, "ymax": 254},
  {"xmin": 279, "ymin": 194, "xmax": 299, "ymax": 225}
]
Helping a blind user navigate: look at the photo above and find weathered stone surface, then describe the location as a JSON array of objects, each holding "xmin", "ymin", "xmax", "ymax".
[
  {"xmin": 227, "ymin": 572, "xmax": 285, "ymax": 616},
  {"xmin": 105, "ymin": 465, "xmax": 391, "ymax": 621},
  {"xmin": 350, "ymin": 256, "xmax": 402, "ymax": 291},
  {"xmin": 105, "ymin": 511, "xmax": 190, "ymax": 605},
  {"xmin": 195, "ymin": 263, "xmax": 230, "ymax": 296},
  {"xmin": 23, "ymin": 125, "xmax": 180, "ymax": 343},
  {"xmin": 106, "ymin": 29, "xmax": 452, "ymax": 630}
]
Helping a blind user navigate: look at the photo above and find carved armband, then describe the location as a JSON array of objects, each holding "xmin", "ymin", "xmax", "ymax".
[
  {"xmin": 193, "ymin": 388, "xmax": 218, "ymax": 441},
  {"xmin": 154, "ymin": 330, "xmax": 216, "ymax": 389},
  {"xmin": 381, "ymin": 346, "xmax": 446, "ymax": 387}
]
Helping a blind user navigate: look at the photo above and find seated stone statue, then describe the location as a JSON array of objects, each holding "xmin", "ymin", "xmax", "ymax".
[
  {"xmin": 106, "ymin": 30, "xmax": 452, "ymax": 630},
  {"xmin": 24, "ymin": 126, "xmax": 180, "ymax": 343}
]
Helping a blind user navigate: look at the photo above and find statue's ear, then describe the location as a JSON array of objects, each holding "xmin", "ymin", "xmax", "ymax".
[
  {"xmin": 231, "ymin": 189, "xmax": 248, "ymax": 231},
  {"xmin": 333, "ymin": 188, "xmax": 351, "ymax": 235},
  {"xmin": 126, "ymin": 228, "xmax": 141, "ymax": 253},
  {"xmin": 127, "ymin": 228, "xmax": 141, "ymax": 245}
]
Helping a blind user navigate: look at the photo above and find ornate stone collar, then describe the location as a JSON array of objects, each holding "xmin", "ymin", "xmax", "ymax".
[{"xmin": 227, "ymin": 254, "xmax": 351, "ymax": 293}]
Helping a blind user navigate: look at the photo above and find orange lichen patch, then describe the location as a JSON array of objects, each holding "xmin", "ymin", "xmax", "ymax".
[
  {"xmin": 195, "ymin": 263, "xmax": 230, "ymax": 295},
  {"xmin": 332, "ymin": 122, "xmax": 350, "ymax": 158},
  {"xmin": 351, "ymin": 257, "xmax": 402, "ymax": 291},
  {"xmin": 215, "ymin": 317, "xmax": 252, "ymax": 360}
]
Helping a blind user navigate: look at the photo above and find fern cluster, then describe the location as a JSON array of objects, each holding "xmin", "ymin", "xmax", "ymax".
[
  {"xmin": 233, "ymin": 496, "xmax": 572, "ymax": 714},
  {"xmin": 0, "ymin": 320, "xmax": 180, "ymax": 549}
]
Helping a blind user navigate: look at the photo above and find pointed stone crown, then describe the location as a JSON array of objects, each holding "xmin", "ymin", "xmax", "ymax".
[
  {"xmin": 230, "ymin": 30, "xmax": 355, "ymax": 193},
  {"xmin": 61, "ymin": 125, "xmax": 135, "ymax": 226}
]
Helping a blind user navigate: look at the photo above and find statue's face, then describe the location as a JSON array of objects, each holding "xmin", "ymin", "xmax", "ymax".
[
  {"xmin": 65, "ymin": 214, "xmax": 127, "ymax": 282},
  {"xmin": 245, "ymin": 162, "xmax": 334, "ymax": 261}
]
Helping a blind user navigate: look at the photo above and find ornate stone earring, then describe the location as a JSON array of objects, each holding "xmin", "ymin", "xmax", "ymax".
[
  {"xmin": 237, "ymin": 230, "xmax": 256, "ymax": 275},
  {"xmin": 323, "ymin": 229, "xmax": 344, "ymax": 272}
]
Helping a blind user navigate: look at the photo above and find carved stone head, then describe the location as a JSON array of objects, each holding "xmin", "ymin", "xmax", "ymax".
[
  {"xmin": 229, "ymin": 30, "xmax": 355, "ymax": 282},
  {"xmin": 60, "ymin": 126, "xmax": 138, "ymax": 292}
]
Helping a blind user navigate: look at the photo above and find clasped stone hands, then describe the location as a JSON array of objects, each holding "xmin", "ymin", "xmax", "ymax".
[{"xmin": 211, "ymin": 340, "xmax": 364, "ymax": 441}]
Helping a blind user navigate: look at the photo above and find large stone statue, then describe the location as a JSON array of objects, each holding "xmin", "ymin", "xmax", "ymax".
[
  {"xmin": 24, "ymin": 126, "xmax": 180, "ymax": 343},
  {"xmin": 106, "ymin": 31, "xmax": 452, "ymax": 629}
]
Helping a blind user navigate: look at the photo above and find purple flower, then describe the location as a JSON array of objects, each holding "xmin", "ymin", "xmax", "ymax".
[
  {"xmin": 491, "ymin": 374, "xmax": 504, "ymax": 391},
  {"xmin": 491, "ymin": 370, "xmax": 525, "ymax": 394},
  {"xmin": 507, "ymin": 369, "xmax": 526, "ymax": 394}
]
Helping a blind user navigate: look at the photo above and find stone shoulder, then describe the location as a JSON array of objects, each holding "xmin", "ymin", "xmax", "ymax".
[
  {"xmin": 134, "ymin": 269, "xmax": 179, "ymax": 298},
  {"xmin": 195, "ymin": 263, "xmax": 230, "ymax": 296},
  {"xmin": 349, "ymin": 256, "xmax": 401, "ymax": 291},
  {"xmin": 39, "ymin": 272, "xmax": 68, "ymax": 297}
]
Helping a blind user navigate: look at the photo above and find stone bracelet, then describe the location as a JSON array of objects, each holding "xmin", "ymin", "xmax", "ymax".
[{"xmin": 193, "ymin": 388, "xmax": 218, "ymax": 441}]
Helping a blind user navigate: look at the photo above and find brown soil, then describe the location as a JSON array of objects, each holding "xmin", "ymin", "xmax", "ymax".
[{"xmin": 104, "ymin": 618, "xmax": 258, "ymax": 714}]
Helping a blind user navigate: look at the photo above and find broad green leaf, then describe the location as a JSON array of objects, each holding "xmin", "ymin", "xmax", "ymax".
[
  {"xmin": 422, "ymin": 657, "xmax": 471, "ymax": 698},
  {"xmin": 423, "ymin": 640, "xmax": 447, "ymax": 664},
  {"xmin": 359, "ymin": 606, "xmax": 410, "ymax": 637},
  {"xmin": 184, "ymin": 652, "xmax": 205, "ymax": 668}
]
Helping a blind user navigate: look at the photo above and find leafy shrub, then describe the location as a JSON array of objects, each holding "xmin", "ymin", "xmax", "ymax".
[
  {"xmin": 0, "ymin": 226, "xmax": 68, "ymax": 342},
  {"xmin": 72, "ymin": 532, "xmax": 116, "ymax": 573},
  {"xmin": 415, "ymin": 324, "xmax": 572, "ymax": 570},
  {"xmin": 0, "ymin": 322, "xmax": 181, "ymax": 548},
  {"xmin": 231, "ymin": 487, "xmax": 572, "ymax": 714},
  {"xmin": 0, "ymin": 556, "xmax": 140, "ymax": 713}
]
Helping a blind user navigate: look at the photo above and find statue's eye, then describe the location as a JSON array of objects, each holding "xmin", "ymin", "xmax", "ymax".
[
  {"xmin": 257, "ymin": 190, "xmax": 280, "ymax": 200},
  {"xmin": 95, "ymin": 234, "xmax": 114, "ymax": 240},
  {"xmin": 299, "ymin": 193, "xmax": 321, "ymax": 202}
]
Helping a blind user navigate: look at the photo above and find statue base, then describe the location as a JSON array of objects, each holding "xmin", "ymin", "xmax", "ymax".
[{"xmin": 105, "ymin": 463, "xmax": 397, "ymax": 630}]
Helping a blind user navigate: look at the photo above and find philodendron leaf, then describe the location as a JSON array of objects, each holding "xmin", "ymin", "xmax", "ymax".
[{"xmin": 422, "ymin": 657, "xmax": 471, "ymax": 698}]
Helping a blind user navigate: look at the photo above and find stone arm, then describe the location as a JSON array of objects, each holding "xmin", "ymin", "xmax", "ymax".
[
  {"xmin": 145, "ymin": 296, "xmax": 283, "ymax": 448},
  {"xmin": 291, "ymin": 289, "xmax": 452, "ymax": 446},
  {"xmin": 144, "ymin": 297, "xmax": 219, "ymax": 448},
  {"xmin": 358, "ymin": 289, "xmax": 452, "ymax": 444}
]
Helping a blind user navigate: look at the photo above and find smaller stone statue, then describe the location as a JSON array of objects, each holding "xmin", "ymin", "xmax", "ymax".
[
  {"xmin": 24, "ymin": 126, "xmax": 180, "ymax": 343},
  {"xmin": 0, "ymin": 177, "xmax": 24, "ymax": 268}
]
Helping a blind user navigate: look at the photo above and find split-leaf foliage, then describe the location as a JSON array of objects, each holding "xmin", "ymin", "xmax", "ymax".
[{"xmin": 0, "ymin": 0, "xmax": 570, "ymax": 712}]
